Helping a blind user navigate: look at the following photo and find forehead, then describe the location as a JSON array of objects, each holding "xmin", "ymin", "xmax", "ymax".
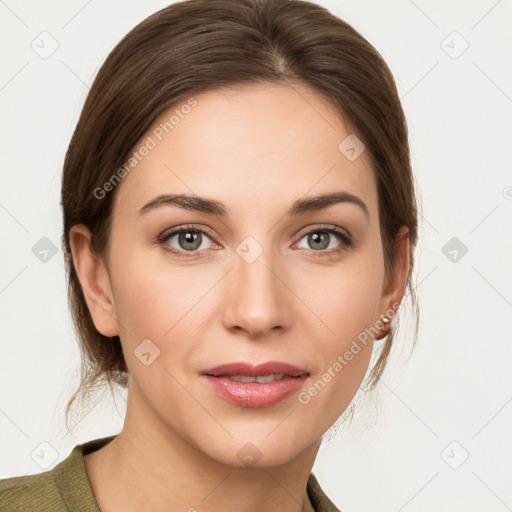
[{"xmin": 112, "ymin": 83, "xmax": 378, "ymax": 219}]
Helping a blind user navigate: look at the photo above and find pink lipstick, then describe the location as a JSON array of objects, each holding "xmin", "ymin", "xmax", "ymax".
[{"xmin": 201, "ymin": 362, "xmax": 309, "ymax": 408}]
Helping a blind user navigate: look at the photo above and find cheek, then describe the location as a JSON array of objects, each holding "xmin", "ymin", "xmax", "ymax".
[
  {"xmin": 109, "ymin": 253, "xmax": 222, "ymax": 365},
  {"xmin": 293, "ymin": 255, "xmax": 383, "ymax": 424},
  {"xmin": 299, "ymin": 250, "xmax": 384, "ymax": 346},
  {"xmin": 114, "ymin": 266, "xmax": 195, "ymax": 334}
]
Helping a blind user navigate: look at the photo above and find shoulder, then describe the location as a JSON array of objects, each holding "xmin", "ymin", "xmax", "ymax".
[
  {"xmin": 307, "ymin": 472, "xmax": 342, "ymax": 512},
  {"xmin": 0, "ymin": 435, "xmax": 116, "ymax": 512},
  {"xmin": 0, "ymin": 469, "xmax": 67, "ymax": 512}
]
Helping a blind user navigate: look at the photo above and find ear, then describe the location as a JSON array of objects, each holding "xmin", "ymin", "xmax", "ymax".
[
  {"xmin": 378, "ymin": 225, "xmax": 410, "ymax": 327},
  {"xmin": 69, "ymin": 224, "xmax": 119, "ymax": 338}
]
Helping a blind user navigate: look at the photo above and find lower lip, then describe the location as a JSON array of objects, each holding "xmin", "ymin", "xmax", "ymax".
[{"xmin": 202, "ymin": 375, "xmax": 309, "ymax": 408}]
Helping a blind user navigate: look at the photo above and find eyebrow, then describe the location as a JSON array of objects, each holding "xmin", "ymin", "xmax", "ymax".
[{"xmin": 138, "ymin": 191, "xmax": 369, "ymax": 219}]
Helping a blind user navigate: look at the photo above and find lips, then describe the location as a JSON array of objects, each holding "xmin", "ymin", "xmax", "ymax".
[
  {"xmin": 201, "ymin": 362, "xmax": 310, "ymax": 408},
  {"xmin": 201, "ymin": 361, "xmax": 309, "ymax": 378}
]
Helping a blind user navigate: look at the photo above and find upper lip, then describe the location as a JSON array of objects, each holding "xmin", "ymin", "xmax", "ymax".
[{"xmin": 201, "ymin": 362, "xmax": 309, "ymax": 377}]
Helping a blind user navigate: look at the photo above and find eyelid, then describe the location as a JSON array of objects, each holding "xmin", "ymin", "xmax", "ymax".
[
  {"xmin": 158, "ymin": 223, "xmax": 218, "ymax": 242},
  {"xmin": 294, "ymin": 223, "xmax": 352, "ymax": 240}
]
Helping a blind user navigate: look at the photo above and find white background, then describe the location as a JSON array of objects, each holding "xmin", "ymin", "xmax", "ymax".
[{"xmin": 1, "ymin": 1, "xmax": 511, "ymax": 510}]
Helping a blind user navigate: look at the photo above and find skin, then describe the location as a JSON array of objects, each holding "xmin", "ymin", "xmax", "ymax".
[{"xmin": 70, "ymin": 83, "xmax": 409, "ymax": 512}]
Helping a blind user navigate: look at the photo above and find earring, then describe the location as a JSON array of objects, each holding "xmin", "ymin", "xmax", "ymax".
[{"xmin": 375, "ymin": 315, "xmax": 391, "ymax": 340}]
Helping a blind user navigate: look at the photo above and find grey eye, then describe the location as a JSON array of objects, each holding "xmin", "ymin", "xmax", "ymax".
[{"xmin": 166, "ymin": 230, "xmax": 213, "ymax": 252}]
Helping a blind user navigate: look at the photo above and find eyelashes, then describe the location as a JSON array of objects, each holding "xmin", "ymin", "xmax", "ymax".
[{"xmin": 157, "ymin": 223, "xmax": 354, "ymax": 259}]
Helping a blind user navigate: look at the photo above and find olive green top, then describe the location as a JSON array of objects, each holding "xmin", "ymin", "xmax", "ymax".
[{"xmin": 0, "ymin": 435, "xmax": 341, "ymax": 511}]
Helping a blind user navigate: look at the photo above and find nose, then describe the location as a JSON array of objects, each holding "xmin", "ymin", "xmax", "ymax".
[{"xmin": 221, "ymin": 245, "xmax": 292, "ymax": 339}]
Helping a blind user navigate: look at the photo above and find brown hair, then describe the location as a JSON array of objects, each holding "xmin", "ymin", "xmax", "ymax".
[{"xmin": 61, "ymin": 0, "xmax": 419, "ymax": 422}]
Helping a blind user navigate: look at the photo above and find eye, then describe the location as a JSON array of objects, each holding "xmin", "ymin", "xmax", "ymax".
[
  {"xmin": 157, "ymin": 223, "xmax": 353, "ymax": 259},
  {"xmin": 296, "ymin": 225, "xmax": 353, "ymax": 256},
  {"xmin": 158, "ymin": 225, "xmax": 217, "ymax": 257}
]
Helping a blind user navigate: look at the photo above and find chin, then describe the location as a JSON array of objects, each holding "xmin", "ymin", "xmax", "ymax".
[{"xmin": 198, "ymin": 428, "xmax": 316, "ymax": 469}]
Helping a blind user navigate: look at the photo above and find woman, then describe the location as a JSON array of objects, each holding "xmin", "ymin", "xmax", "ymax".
[{"xmin": 0, "ymin": 0, "xmax": 418, "ymax": 510}]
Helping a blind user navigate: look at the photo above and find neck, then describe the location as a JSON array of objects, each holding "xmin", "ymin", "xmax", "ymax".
[{"xmin": 84, "ymin": 387, "xmax": 320, "ymax": 512}]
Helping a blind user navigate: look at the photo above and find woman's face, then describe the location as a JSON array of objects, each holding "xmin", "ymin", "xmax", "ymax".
[{"xmin": 86, "ymin": 84, "xmax": 406, "ymax": 466}]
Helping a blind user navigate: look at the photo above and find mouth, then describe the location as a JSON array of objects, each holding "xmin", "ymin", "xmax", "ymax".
[
  {"xmin": 217, "ymin": 374, "xmax": 289, "ymax": 383},
  {"xmin": 201, "ymin": 361, "xmax": 310, "ymax": 408}
]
